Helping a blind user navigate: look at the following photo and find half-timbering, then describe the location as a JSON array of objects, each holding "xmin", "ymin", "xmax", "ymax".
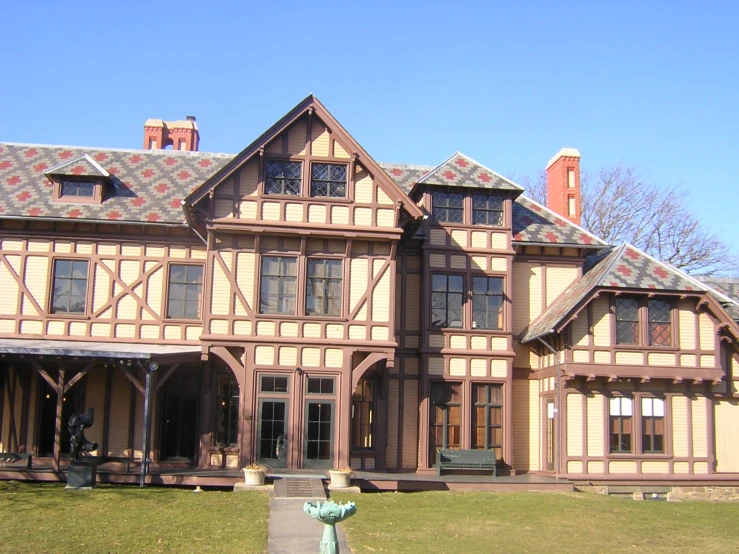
[{"xmin": 1, "ymin": 96, "xmax": 738, "ymax": 489}]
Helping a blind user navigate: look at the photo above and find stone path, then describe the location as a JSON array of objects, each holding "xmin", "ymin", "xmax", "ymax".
[{"xmin": 267, "ymin": 478, "xmax": 352, "ymax": 554}]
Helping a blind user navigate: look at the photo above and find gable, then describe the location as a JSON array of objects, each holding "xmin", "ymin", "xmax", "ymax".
[{"xmin": 185, "ymin": 95, "xmax": 423, "ymax": 228}]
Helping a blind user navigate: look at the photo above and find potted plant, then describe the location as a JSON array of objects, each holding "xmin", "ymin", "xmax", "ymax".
[
  {"xmin": 328, "ymin": 467, "xmax": 353, "ymax": 488},
  {"xmin": 242, "ymin": 462, "xmax": 269, "ymax": 486}
]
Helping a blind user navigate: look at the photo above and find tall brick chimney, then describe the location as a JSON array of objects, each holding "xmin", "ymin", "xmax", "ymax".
[
  {"xmin": 143, "ymin": 116, "xmax": 199, "ymax": 151},
  {"xmin": 546, "ymin": 148, "xmax": 581, "ymax": 225}
]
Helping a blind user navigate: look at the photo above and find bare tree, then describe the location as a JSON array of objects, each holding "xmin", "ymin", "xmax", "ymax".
[{"xmin": 513, "ymin": 164, "xmax": 735, "ymax": 276}]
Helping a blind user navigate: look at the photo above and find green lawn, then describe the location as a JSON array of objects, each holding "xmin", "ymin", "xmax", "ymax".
[
  {"xmin": 331, "ymin": 491, "xmax": 739, "ymax": 553},
  {"xmin": 0, "ymin": 481, "xmax": 269, "ymax": 554}
]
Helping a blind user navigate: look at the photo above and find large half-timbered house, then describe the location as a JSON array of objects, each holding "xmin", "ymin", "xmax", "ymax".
[{"xmin": 1, "ymin": 96, "xmax": 738, "ymax": 489}]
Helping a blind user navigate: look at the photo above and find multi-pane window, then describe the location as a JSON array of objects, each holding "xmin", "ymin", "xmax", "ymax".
[
  {"xmin": 261, "ymin": 375, "xmax": 289, "ymax": 393},
  {"xmin": 352, "ymin": 379, "xmax": 374, "ymax": 449},
  {"xmin": 609, "ymin": 397, "xmax": 633, "ymax": 453},
  {"xmin": 214, "ymin": 373, "xmax": 239, "ymax": 447},
  {"xmin": 265, "ymin": 161, "xmax": 302, "ymax": 195},
  {"xmin": 431, "ymin": 274, "xmax": 463, "ymax": 328},
  {"xmin": 429, "ymin": 382, "xmax": 461, "ymax": 464},
  {"xmin": 648, "ymin": 299, "xmax": 672, "ymax": 346},
  {"xmin": 306, "ymin": 259, "xmax": 342, "ymax": 316},
  {"xmin": 307, "ymin": 377, "xmax": 334, "ymax": 395},
  {"xmin": 472, "ymin": 276, "xmax": 504, "ymax": 330},
  {"xmin": 167, "ymin": 264, "xmax": 203, "ymax": 319},
  {"xmin": 472, "ymin": 384, "xmax": 503, "ymax": 463},
  {"xmin": 432, "ymin": 192, "xmax": 464, "ymax": 223},
  {"xmin": 51, "ymin": 259, "xmax": 88, "ymax": 314},
  {"xmin": 472, "ymin": 194, "xmax": 503, "ymax": 226},
  {"xmin": 641, "ymin": 397, "xmax": 665, "ymax": 453},
  {"xmin": 60, "ymin": 180, "xmax": 95, "ymax": 198},
  {"xmin": 260, "ymin": 256, "xmax": 297, "ymax": 314},
  {"xmin": 615, "ymin": 298, "xmax": 639, "ymax": 345},
  {"xmin": 311, "ymin": 163, "xmax": 347, "ymax": 198}
]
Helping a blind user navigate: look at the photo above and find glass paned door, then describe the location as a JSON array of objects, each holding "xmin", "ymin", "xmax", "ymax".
[
  {"xmin": 258, "ymin": 400, "xmax": 288, "ymax": 467},
  {"xmin": 304, "ymin": 400, "xmax": 334, "ymax": 469}
]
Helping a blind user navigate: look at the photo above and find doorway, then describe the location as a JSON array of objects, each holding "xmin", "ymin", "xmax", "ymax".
[
  {"xmin": 37, "ymin": 376, "xmax": 83, "ymax": 457},
  {"xmin": 257, "ymin": 399, "xmax": 289, "ymax": 467},
  {"xmin": 303, "ymin": 400, "xmax": 334, "ymax": 469},
  {"xmin": 544, "ymin": 398, "xmax": 556, "ymax": 471},
  {"xmin": 159, "ymin": 369, "xmax": 200, "ymax": 462}
]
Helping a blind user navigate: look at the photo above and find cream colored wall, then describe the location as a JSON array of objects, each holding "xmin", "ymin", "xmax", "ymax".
[
  {"xmin": 0, "ymin": 237, "xmax": 205, "ymax": 344},
  {"xmin": 715, "ymin": 399, "xmax": 739, "ymax": 472},
  {"xmin": 512, "ymin": 379, "xmax": 539, "ymax": 472}
]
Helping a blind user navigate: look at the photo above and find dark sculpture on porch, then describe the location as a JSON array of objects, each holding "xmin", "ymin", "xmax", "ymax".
[{"xmin": 68, "ymin": 407, "xmax": 99, "ymax": 461}]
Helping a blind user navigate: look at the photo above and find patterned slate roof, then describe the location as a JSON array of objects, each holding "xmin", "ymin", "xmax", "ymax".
[
  {"xmin": 379, "ymin": 162, "xmax": 605, "ymax": 248},
  {"xmin": 0, "ymin": 142, "xmax": 231, "ymax": 224},
  {"xmin": 522, "ymin": 244, "xmax": 708, "ymax": 342},
  {"xmin": 512, "ymin": 195, "xmax": 606, "ymax": 247},
  {"xmin": 698, "ymin": 278, "xmax": 739, "ymax": 322},
  {"xmin": 416, "ymin": 152, "xmax": 524, "ymax": 192},
  {"xmin": 46, "ymin": 154, "xmax": 109, "ymax": 178}
]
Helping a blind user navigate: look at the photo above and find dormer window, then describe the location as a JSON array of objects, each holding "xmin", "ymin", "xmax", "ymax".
[
  {"xmin": 472, "ymin": 194, "xmax": 503, "ymax": 226},
  {"xmin": 432, "ymin": 191, "xmax": 463, "ymax": 223},
  {"xmin": 61, "ymin": 180, "xmax": 95, "ymax": 198}
]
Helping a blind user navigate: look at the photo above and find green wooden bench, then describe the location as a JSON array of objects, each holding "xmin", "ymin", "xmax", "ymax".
[
  {"xmin": 436, "ymin": 449, "xmax": 496, "ymax": 476},
  {"xmin": 0, "ymin": 453, "xmax": 33, "ymax": 470}
]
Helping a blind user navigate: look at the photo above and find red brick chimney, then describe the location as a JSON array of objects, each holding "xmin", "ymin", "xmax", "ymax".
[
  {"xmin": 546, "ymin": 148, "xmax": 581, "ymax": 225},
  {"xmin": 143, "ymin": 116, "xmax": 199, "ymax": 151}
]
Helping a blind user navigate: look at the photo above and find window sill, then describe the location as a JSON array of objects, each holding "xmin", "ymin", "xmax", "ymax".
[
  {"xmin": 47, "ymin": 313, "xmax": 91, "ymax": 320},
  {"xmin": 164, "ymin": 318, "xmax": 203, "ymax": 324},
  {"xmin": 613, "ymin": 344, "xmax": 679, "ymax": 352},
  {"xmin": 257, "ymin": 314, "xmax": 348, "ymax": 322},
  {"xmin": 607, "ymin": 453, "xmax": 671, "ymax": 459}
]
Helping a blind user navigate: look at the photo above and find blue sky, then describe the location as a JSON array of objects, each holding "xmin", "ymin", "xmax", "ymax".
[{"xmin": 1, "ymin": 1, "xmax": 737, "ymax": 253}]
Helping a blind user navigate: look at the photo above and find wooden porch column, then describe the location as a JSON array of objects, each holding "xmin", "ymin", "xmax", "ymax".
[{"xmin": 52, "ymin": 368, "xmax": 66, "ymax": 472}]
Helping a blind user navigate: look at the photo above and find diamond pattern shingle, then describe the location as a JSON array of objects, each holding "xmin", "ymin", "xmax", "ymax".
[
  {"xmin": 416, "ymin": 152, "xmax": 523, "ymax": 192},
  {"xmin": 522, "ymin": 244, "xmax": 708, "ymax": 342},
  {"xmin": 0, "ymin": 143, "xmax": 231, "ymax": 224}
]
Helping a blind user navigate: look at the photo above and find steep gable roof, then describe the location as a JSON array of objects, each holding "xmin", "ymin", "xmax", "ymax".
[
  {"xmin": 414, "ymin": 152, "xmax": 524, "ymax": 193},
  {"xmin": 522, "ymin": 243, "xmax": 710, "ymax": 342},
  {"xmin": 44, "ymin": 153, "xmax": 110, "ymax": 178},
  {"xmin": 185, "ymin": 95, "xmax": 423, "ymax": 220},
  {"xmin": 513, "ymin": 195, "xmax": 606, "ymax": 248},
  {"xmin": 0, "ymin": 142, "xmax": 231, "ymax": 224}
]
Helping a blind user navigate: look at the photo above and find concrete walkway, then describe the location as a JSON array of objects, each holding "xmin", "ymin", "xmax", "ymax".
[{"xmin": 267, "ymin": 478, "xmax": 352, "ymax": 553}]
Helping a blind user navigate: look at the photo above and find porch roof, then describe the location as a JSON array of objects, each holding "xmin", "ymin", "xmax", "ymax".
[{"xmin": 0, "ymin": 338, "xmax": 201, "ymax": 360}]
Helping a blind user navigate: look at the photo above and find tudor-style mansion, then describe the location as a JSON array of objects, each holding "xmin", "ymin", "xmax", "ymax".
[{"xmin": 1, "ymin": 96, "xmax": 738, "ymax": 487}]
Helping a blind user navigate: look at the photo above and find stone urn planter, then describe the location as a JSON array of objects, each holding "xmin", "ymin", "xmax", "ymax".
[
  {"xmin": 328, "ymin": 468, "xmax": 353, "ymax": 488},
  {"xmin": 242, "ymin": 463, "xmax": 268, "ymax": 486}
]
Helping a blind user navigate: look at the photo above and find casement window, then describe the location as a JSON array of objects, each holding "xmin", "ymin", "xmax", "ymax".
[
  {"xmin": 472, "ymin": 383, "xmax": 503, "ymax": 462},
  {"xmin": 51, "ymin": 259, "xmax": 89, "ymax": 314},
  {"xmin": 167, "ymin": 264, "xmax": 203, "ymax": 319},
  {"xmin": 472, "ymin": 194, "xmax": 503, "ymax": 226},
  {"xmin": 615, "ymin": 297, "xmax": 673, "ymax": 346},
  {"xmin": 432, "ymin": 191, "xmax": 464, "ymax": 223},
  {"xmin": 265, "ymin": 160, "xmax": 302, "ymax": 195},
  {"xmin": 472, "ymin": 276, "xmax": 504, "ymax": 330},
  {"xmin": 429, "ymin": 382, "xmax": 461, "ymax": 464},
  {"xmin": 641, "ymin": 397, "xmax": 665, "ymax": 453},
  {"xmin": 609, "ymin": 397, "xmax": 633, "ymax": 453},
  {"xmin": 306, "ymin": 259, "xmax": 342, "ymax": 316},
  {"xmin": 214, "ymin": 372, "xmax": 240, "ymax": 447},
  {"xmin": 311, "ymin": 163, "xmax": 347, "ymax": 198},
  {"xmin": 260, "ymin": 256, "xmax": 297, "ymax": 314},
  {"xmin": 351, "ymin": 378, "xmax": 375, "ymax": 449},
  {"xmin": 61, "ymin": 180, "xmax": 95, "ymax": 198},
  {"xmin": 609, "ymin": 396, "xmax": 665, "ymax": 454},
  {"xmin": 431, "ymin": 274, "xmax": 464, "ymax": 328}
]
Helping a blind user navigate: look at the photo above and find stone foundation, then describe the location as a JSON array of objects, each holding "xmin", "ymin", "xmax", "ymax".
[{"xmin": 667, "ymin": 487, "xmax": 739, "ymax": 502}]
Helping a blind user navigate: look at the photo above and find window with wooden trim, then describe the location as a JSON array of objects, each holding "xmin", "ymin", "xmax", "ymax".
[
  {"xmin": 265, "ymin": 160, "xmax": 302, "ymax": 195},
  {"xmin": 61, "ymin": 180, "xmax": 95, "ymax": 198},
  {"xmin": 51, "ymin": 259, "xmax": 89, "ymax": 314},
  {"xmin": 307, "ymin": 377, "xmax": 334, "ymax": 395},
  {"xmin": 472, "ymin": 276, "xmax": 504, "ymax": 330},
  {"xmin": 648, "ymin": 299, "xmax": 671, "ymax": 346},
  {"xmin": 167, "ymin": 264, "xmax": 203, "ymax": 319},
  {"xmin": 615, "ymin": 298, "xmax": 639, "ymax": 345},
  {"xmin": 432, "ymin": 191, "xmax": 464, "ymax": 223},
  {"xmin": 609, "ymin": 397, "xmax": 633, "ymax": 453},
  {"xmin": 260, "ymin": 256, "xmax": 297, "ymax": 314},
  {"xmin": 311, "ymin": 163, "xmax": 347, "ymax": 198},
  {"xmin": 472, "ymin": 194, "xmax": 503, "ymax": 226},
  {"xmin": 430, "ymin": 382, "xmax": 461, "ymax": 465},
  {"xmin": 641, "ymin": 397, "xmax": 665, "ymax": 453},
  {"xmin": 306, "ymin": 259, "xmax": 342, "ymax": 316},
  {"xmin": 431, "ymin": 274, "xmax": 463, "ymax": 328},
  {"xmin": 351, "ymin": 378, "xmax": 374, "ymax": 449},
  {"xmin": 472, "ymin": 383, "xmax": 503, "ymax": 463},
  {"xmin": 214, "ymin": 372, "xmax": 240, "ymax": 447}
]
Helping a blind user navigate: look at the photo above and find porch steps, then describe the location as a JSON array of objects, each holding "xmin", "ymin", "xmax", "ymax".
[{"xmin": 273, "ymin": 477, "xmax": 327, "ymax": 499}]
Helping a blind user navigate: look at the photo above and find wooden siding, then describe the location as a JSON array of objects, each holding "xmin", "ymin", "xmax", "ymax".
[{"xmin": 512, "ymin": 379, "xmax": 539, "ymax": 472}]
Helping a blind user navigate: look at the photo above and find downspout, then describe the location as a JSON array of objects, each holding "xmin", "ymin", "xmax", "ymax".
[{"xmin": 536, "ymin": 335, "xmax": 563, "ymax": 478}]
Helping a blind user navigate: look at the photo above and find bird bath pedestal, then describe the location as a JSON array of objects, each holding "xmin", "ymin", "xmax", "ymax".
[{"xmin": 303, "ymin": 500, "xmax": 357, "ymax": 554}]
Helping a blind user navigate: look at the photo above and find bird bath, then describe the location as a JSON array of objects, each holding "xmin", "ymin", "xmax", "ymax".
[{"xmin": 303, "ymin": 500, "xmax": 357, "ymax": 554}]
